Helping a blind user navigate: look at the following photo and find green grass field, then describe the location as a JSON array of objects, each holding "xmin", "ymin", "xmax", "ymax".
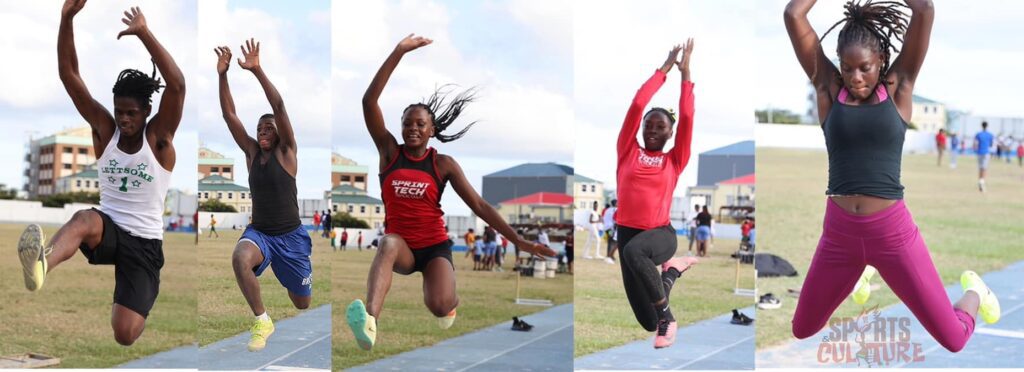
[
  {"xmin": 573, "ymin": 234, "xmax": 756, "ymax": 357},
  {"xmin": 756, "ymin": 148, "xmax": 1024, "ymax": 350},
  {"xmin": 0, "ymin": 223, "xmax": 196, "ymax": 368},
  {"xmin": 331, "ymin": 246, "xmax": 573, "ymax": 370},
  {"xmin": 197, "ymin": 229, "xmax": 331, "ymax": 346}
]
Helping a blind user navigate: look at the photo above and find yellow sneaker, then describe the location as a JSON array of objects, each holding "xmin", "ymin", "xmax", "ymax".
[
  {"xmin": 346, "ymin": 299, "xmax": 377, "ymax": 351},
  {"xmin": 247, "ymin": 316, "xmax": 275, "ymax": 352},
  {"xmin": 851, "ymin": 266, "xmax": 877, "ymax": 305},
  {"xmin": 18, "ymin": 224, "xmax": 47, "ymax": 292},
  {"xmin": 437, "ymin": 308, "xmax": 456, "ymax": 330},
  {"xmin": 961, "ymin": 270, "xmax": 1000, "ymax": 324}
]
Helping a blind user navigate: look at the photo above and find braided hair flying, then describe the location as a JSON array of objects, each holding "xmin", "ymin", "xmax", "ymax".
[{"xmin": 403, "ymin": 84, "xmax": 479, "ymax": 143}]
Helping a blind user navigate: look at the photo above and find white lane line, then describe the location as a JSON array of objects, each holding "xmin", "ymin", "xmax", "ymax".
[
  {"xmin": 673, "ymin": 335, "xmax": 755, "ymax": 370},
  {"xmin": 263, "ymin": 366, "xmax": 330, "ymax": 371},
  {"xmin": 975, "ymin": 328, "xmax": 1024, "ymax": 339},
  {"xmin": 257, "ymin": 333, "xmax": 331, "ymax": 371},
  {"xmin": 454, "ymin": 323, "xmax": 572, "ymax": 372}
]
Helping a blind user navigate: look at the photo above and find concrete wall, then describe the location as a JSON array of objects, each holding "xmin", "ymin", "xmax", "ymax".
[
  {"xmin": 0, "ymin": 200, "xmax": 96, "ymax": 225},
  {"xmin": 757, "ymin": 123, "xmax": 940, "ymax": 154}
]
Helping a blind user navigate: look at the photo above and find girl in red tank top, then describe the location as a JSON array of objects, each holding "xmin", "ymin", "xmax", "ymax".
[{"xmin": 345, "ymin": 34, "xmax": 558, "ymax": 352}]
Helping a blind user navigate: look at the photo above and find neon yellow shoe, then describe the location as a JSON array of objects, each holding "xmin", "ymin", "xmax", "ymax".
[
  {"xmin": 18, "ymin": 224, "xmax": 48, "ymax": 292},
  {"xmin": 961, "ymin": 270, "xmax": 1000, "ymax": 324},
  {"xmin": 347, "ymin": 299, "xmax": 377, "ymax": 350},
  {"xmin": 437, "ymin": 308, "xmax": 456, "ymax": 330},
  {"xmin": 247, "ymin": 316, "xmax": 275, "ymax": 352},
  {"xmin": 851, "ymin": 266, "xmax": 877, "ymax": 305}
]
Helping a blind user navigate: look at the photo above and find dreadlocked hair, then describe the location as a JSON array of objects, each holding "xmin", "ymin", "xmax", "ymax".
[
  {"xmin": 404, "ymin": 84, "xmax": 479, "ymax": 143},
  {"xmin": 820, "ymin": 0, "xmax": 909, "ymax": 82},
  {"xmin": 644, "ymin": 107, "xmax": 677, "ymax": 125},
  {"xmin": 112, "ymin": 61, "xmax": 164, "ymax": 107}
]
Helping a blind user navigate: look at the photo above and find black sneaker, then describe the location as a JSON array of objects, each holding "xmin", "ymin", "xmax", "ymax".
[
  {"xmin": 730, "ymin": 309, "xmax": 754, "ymax": 325},
  {"xmin": 757, "ymin": 293, "xmax": 782, "ymax": 310},
  {"xmin": 511, "ymin": 317, "xmax": 533, "ymax": 332}
]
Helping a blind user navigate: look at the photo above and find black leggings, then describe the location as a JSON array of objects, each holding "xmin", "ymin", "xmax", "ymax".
[{"xmin": 618, "ymin": 225, "xmax": 678, "ymax": 331}]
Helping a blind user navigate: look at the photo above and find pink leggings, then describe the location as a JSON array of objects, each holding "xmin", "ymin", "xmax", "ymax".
[{"xmin": 792, "ymin": 199, "xmax": 975, "ymax": 352}]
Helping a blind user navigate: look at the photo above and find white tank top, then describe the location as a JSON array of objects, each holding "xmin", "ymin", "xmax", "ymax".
[{"xmin": 97, "ymin": 128, "xmax": 172, "ymax": 240}]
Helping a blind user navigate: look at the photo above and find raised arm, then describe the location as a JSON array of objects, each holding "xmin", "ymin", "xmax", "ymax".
[
  {"xmin": 238, "ymin": 39, "xmax": 296, "ymax": 151},
  {"xmin": 672, "ymin": 39, "xmax": 696, "ymax": 168},
  {"xmin": 617, "ymin": 47, "xmax": 679, "ymax": 157},
  {"xmin": 888, "ymin": 0, "xmax": 934, "ymax": 91},
  {"xmin": 363, "ymin": 34, "xmax": 432, "ymax": 165},
  {"xmin": 784, "ymin": 0, "xmax": 840, "ymax": 103},
  {"xmin": 117, "ymin": 6, "xmax": 185, "ymax": 141},
  {"xmin": 216, "ymin": 46, "xmax": 258, "ymax": 158},
  {"xmin": 440, "ymin": 155, "xmax": 557, "ymax": 258},
  {"xmin": 58, "ymin": 0, "xmax": 115, "ymax": 151}
]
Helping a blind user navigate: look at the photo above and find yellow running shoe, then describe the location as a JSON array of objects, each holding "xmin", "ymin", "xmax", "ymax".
[
  {"xmin": 851, "ymin": 266, "xmax": 877, "ymax": 305},
  {"xmin": 437, "ymin": 308, "xmax": 456, "ymax": 330},
  {"xmin": 247, "ymin": 316, "xmax": 275, "ymax": 352},
  {"xmin": 18, "ymin": 224, "xmax": 47, "ymax": 292},
  {"xmin": 961, "ymin": 270, "xmax": 1000, "ymax": 324},
  {"xmin": 347, "ymin": 299, "xmax": 377, "ymax": 350}
]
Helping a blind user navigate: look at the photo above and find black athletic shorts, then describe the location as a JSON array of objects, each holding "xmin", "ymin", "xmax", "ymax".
[
  {"xmin": 412, "ymin": 239, "xmax": 454, "ymax": 273},
  {"xmin": 78, "ymin": 208, "xmax": 164, "ymax": 318}
]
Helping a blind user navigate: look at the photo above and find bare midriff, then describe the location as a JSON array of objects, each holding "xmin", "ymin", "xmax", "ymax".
[{"xmin": 828, "ymin": 194, "xmax": 898, "ymax": 215}]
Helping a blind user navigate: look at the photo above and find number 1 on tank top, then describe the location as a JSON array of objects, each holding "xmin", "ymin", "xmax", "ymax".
[{"xmin": 119, "ymin": 177, "xmax": 128, "ymax": 192}]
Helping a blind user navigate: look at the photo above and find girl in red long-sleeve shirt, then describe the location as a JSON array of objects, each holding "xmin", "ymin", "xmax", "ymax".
[{"xmin": 615, "ymin": 40, "xmax": 700, "ymax": 349}]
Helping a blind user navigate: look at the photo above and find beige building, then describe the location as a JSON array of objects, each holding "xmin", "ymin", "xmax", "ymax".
[
  {"xmin": 687, "ymin": 173, "xmax": 754, "ymax": 223},
  {"xmin": 55, "ymin": 164, "xmax": 100, "ymax": 194},
  {"xmin": 330, "ymin": 184, "xmax": 384, "ymax": 229},
  {"xmin": 24, "ymin": 126, "xmax": 97, "ymax": 198},
  {"xmin": 911, "ymin": 95, "xmax": 947, "ymax": 133},
  {"xmin": 198, "ymin": 175, "xmax": 252, "ymax": 213},
  {"xmin": 198, "ymin": 147, "xmax": 236, "ymax": 180},
  {"xmin": 332, "ymin": 153, "xmax": 369, "ymax": 191},
  {"xmin": 572, "ymin": 174, "xmax": 605, "ymax": 212}
]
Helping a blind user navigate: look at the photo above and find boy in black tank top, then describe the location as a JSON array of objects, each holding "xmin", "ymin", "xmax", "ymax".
[{"xmin": 215, "ymin": 39, "xmax": 312, "ymax": 352}]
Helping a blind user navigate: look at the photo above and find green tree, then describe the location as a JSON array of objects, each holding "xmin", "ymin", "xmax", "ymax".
[
  {"xmin": 756, "ymin": 109, "xmax": 804, "ymax": 124},
  {"xmin": 0, "ymin": 184, "xmax": 18, "ymax": 200},
  {"xmin": 199, "ymin": 199, "xmax": 238, "ymax": 212},
  {"xmin": 40, "ymin": 191, "xmax": 100, "ymax": 207},
  {"xmin": 332, "ymin": 212, "xmax": 370, "ymax": 228}
]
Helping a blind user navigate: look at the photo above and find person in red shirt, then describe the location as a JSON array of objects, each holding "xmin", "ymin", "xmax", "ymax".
[
  {"xmin": 345, "ymin": 34, "xmax": 557, "ymax": 351},
  {"xmin": 935, "ymin": 129, "xmax": 946, "ymax": 166},
  {"xmin": 312, "ymin": 211, "xmax": 321, "ymax": 234},
  {"xmin": 615, "ymin": 40, "xmax": 700, "ymax": 349}
]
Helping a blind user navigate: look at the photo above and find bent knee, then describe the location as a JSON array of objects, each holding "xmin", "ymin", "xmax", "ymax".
[
  {"xmin": 112, "ymin": 325, "xmax": 142, "ymax": 346},
  {"xmin": 425, "ymin": 296, "xmax": 458, "ymax": 317}
]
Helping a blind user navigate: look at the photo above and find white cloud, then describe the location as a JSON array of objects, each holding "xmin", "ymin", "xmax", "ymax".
[
  {"xmin": 754, "ymin": 0, "xmax": 1024, "ymax": 118},
  {"xmin": 0, "ymin": 1, "xmax": 197, "ymax": 191}
]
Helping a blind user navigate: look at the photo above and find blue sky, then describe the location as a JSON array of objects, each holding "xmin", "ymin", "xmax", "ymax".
[
  {"xmin": 331, "ymin": 0, "xmax": 574, "ymax": 216},
  {"xmin": 0, "ymin": 0, "xmax": 199, "ymax": 192}
]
